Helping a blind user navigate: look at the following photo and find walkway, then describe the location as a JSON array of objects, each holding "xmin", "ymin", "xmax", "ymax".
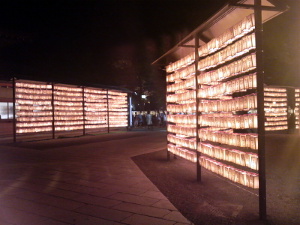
[{"xmin": 0, "ymin": 130, "xmax": 192, "ymax": 225}]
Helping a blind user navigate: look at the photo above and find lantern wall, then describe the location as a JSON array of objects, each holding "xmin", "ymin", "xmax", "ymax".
[
  {"xmin": 14, "ymin": 80, "xmax": 128, "ymax": 138},
  {"xmin": 167, "ymin": 14, "xmax": 260, "ymax": 189}
]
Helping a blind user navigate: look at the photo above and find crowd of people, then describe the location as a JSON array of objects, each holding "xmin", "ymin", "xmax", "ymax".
[{"xmin": 133, "ymin": 111, "xmax": 167, "ymax": 129}]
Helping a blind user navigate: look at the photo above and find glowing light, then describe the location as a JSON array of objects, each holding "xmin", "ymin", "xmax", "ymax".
[
  {"xmin": 15, "ymin": 80, "xmax": 128, "ymax": 134},
  {"xmin": 264, "ymin": 87, "xmax": 288, "ymax": 130},
  {"xmin": 200, "ymin": 156, "xmax": 259, "ymax": 189},
  {"xmin": 168, "ymin": 144, "xmax": 197, "ymax": 162}
]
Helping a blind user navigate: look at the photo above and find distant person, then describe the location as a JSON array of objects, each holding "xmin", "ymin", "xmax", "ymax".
[
  {"xmin": 157, "ymin": 113, "xmax": 162, "ymax": 127},
  {"xmin": 138, "ymin": 113, "xmax": 143, "ymax": 127},
  {"xmin": 146, "ymin": 111, "xmax": 153, "ymax": 130},
  {"xmin": 134, "ymin": 113, "xmax": 139, "ymax": 127}
]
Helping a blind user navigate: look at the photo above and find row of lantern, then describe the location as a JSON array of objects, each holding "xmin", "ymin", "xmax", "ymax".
[
  {"xmin": 199, "ymin": 129, "xmax": 258, "ymax": 150},
  {"xmin": 199, "ymin": 113, "xmax": 258, "ymax": 129},
  {"xmin": 85, "ymin": 89, "xmax": 107, "ymax": 94},
  {"xmin": 166, "ymin": 64, "xmax": 195, "ymax": 82},
  {"xmin": 168, "ymin": 144, "xmax": 197, "ymax": 163},
  {"xmin": 16, "ymin": 81, "xmax": 127, "ymax": 98},
  {"xmin": 265, "ymin": 111, "xmax": 288, "ymax": 117},
  {"xmin": 109, "ymin": 122, "xmax": 128, "ymax": 127},
  {"xmin": 167, "ymin": 103, "xmax": 196, "ymax": 113},
  {"xmin": 264, "ymin": 97, "xmax": 287, "ymax": 102},
  {"xmin": 264, "ymin": 87, "xmax": 287, "ymax": 93},
  {"xmin": 16, "ymin": 88, "xmax": 52, "ymax": 95},
  {"xmin": 199, "ymin": 14, "xmax": 255, "ymax": 57},
  {"xmin": 265, "ymin": 121, "xmax": 287, "ymax": 127},
  {"xmin": 265, "ymin": 126, "xmax": 288, "ymax": 131},
  {"xmin": 168, "ymin": 114, "xmax": 196, "ymax": 125},
  {"xmin": 198, "ymin": 34, "xmax": 256, "ymax": 71},
  {"xmin": 108, "ymin": 91, "xmax": 128, "ymax": 97},
  {"xmin": 265, "ymin": 116, "xmax": 287, "ymax": 122},
  {"xmin": 85, "ymin": 120, "xmax": 107, "ymax": 124},
  {"xmin": 167, "ymin": 77, "xmax": 195, "ymax": 92},
  {"xmin": 55, "ymin": 121, "xmax": 84, "ymax": 126},
  {"xmin": 54, "ymin": 86, "xmax": 82, "ymax": 92},
  {"xmin": 16, "ymin": 93, "xmax": 52, "ymax": 100},
  {"xmin": 17, "ymin": 111, "xmax": 53, "ymax": 116},
  {"xmin": 165, "ymin": 54, "xmax": 195, "ymax": 73},
  {"xmin": 85, "ymin": 124, "xmax": 107, "ymax": 129},
  {"xmin": 166, "ymin": 14, "xmax": 255, "ymax": 73},
  {"xmin": 264, "ymin": 102, "xmax": 287, "ymax": 107},
  {"xmin": 17, "ymin": 116, "xmax": 53, "ymax": 122},
  {"xmin": 54, "ymin": 90, "xmax": 82, "ymax": 97},
  {"xmin": 55, "ymin": 125, "xmax": 84, "ymax": 131},
  {"xmin": 199, "ymin": 143, "xmax": 258, "ymax": 170},
  {"xmin": 198, "ymin": 73, "xmax": 257, "ymax": 98},
  {"xmin": 167, "ymin": 125, "xmax": 196, "ymax": 137},
  {"xmin": 17, "ymin": 122, "xmax": 52, "ymax": 127},
  {"xmin": 16, "ymin": 99, "xmax": 52, "ymax": 105},
  {"xmin": 17, "ymin": 127, "xmax": 53, "ymax": 134},
  {"xmin": 265, "ymin": 108, "xmax": 287, "ymax": 113},
  {"xmin": 264, "ymin": 92, "xmax": 287, "ymax": 97},
  {"xmin": 16, "ymin": 105, "xmax": 52, "ymax": 111},
  {"xmin": 15, "ymin": 82, "xmax": 51, "ymax": 89},
  {"xmin": 167, "ymin": 134, "xmax": 197, "ymax": 150},
  {"xmin": 167, "ymin": 90, "xmax": 196, "ymax": 103},
  {"xmin": 200, "ymin": 156, "xmax": 259, "ymax": 189},
  {"xmin": 199, "ymin": 94, "xmax": 257, "ymax": 112},
  {"xmin": 198, "ymin": 54, "xmax": 256, "ymax": 85}
]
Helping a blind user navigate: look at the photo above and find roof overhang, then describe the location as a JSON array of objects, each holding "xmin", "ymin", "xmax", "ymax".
[{"xmin": 152, "ymin": 0, "xmax": 289, "ymax": 65}]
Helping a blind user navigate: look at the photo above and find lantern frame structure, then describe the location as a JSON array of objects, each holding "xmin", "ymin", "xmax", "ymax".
[
  {"xmin": 153, "ymin": 0, "xmax": 289, "ymax": 220},
  {"xmin": 13, "ymin": 79, "xmax": 130, "ymax": 142}
]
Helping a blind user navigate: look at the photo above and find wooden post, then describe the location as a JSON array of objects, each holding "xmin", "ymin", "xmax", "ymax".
[
  {"xmin": 51, "ymin": 83, "xmax": 55, "ymax": 139},
  {"xmin": 82, "ymin": 87, "xmax": 86, "ymax": 136},
  {"xmin": 12, "ymin": 78, "xmax": 16, "ymax": 143},
  {"xmin": 254, "ymin": 0, "xmax": 267, "ymax": 220},
  {"xmin": 194, "ymin": 34, "xmax": 201, "ymax": 182},
  {"xmin": 106, "ymin": 89, "xmax": 110, "ymax": 133}
]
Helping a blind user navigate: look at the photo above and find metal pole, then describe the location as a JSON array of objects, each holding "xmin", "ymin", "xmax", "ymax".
[
  {"xmin": 128, "ymin": 94, "xmax": 132, "ymax": 129},
  {"xmin": 194, "ymin": 34, "xmax": 201, "ymax": 182},
  {"xmin": 51, "ymin": 82, "xmax": 55, "ymax": 139},
  {"xmin": 12, "ymin": 78, "xmax": 16, "ymax": 143},
  {"xmin": 106, "ymin": 89, "xmax": 110, "ymax": 133},
  {"xmin": 254, "ymin": 0, "xmax": 267, "ymax": 220},
  {"xmin": 82, "ymin": 87, "xmax": 86, "ymax": 136}
]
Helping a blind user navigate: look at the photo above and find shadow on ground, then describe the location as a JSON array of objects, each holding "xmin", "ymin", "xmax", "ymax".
[{"xmin": 132, "ymin": 134, "xmax": 300, "ymax": 225}]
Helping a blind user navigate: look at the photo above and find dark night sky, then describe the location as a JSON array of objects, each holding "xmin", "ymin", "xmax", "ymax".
[{"xmin": 0, "ymin": 0, "xmax": 299, "ymax": 89}]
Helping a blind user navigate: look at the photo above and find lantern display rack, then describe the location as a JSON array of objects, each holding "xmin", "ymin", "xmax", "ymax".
[
  {"xmin": 54, "ymin": 85, "xmax": 84, "ymax": 132},
  {"xmin": 84, "ymin": 87, "xmax": 108, "ymax": 129},
  {"xmin": 195, "ymin": 13, "xmax": 259, "ymax": 189},
  {"xmin": 15, "ymin": 81, "xmax": 53, "ymax": 134},
  {"xmin": 166, "ymin": 13, "xmax": 262, "ymax": 189},
  {"xmin": 14, "ymin": 80, "xmax": 128, "ymax": 138},
  {"xmin": 295, "ymin": 88, "xmax": 300, "ymax": 129},
  {"xmin": 108, "ymin": 90, "xmax": 128, "ymax": 127},
  {"xmin": 264, "ymin": 87, "xmax": 288, "ymax": 131},
  {"xmin": 166, "ymin": 47, "xmax": 197, "ymax": 163}
]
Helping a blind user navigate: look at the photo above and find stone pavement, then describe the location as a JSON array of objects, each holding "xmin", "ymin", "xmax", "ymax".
[{"xmin": 0, "ymin": 130, "xmax": 192, "ymax": 225}]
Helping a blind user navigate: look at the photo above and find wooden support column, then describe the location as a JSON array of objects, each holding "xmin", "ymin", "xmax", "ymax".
[
  {"xmin": 254, "ymin": 0, "xmax": 267, "ymax": 220},
  {"xmin": 194, "ymin": 34, "xmax": 201, "ymax": 182},
  {"xmin": 12, "ymin": 78, "xmax": 16, "ymax": 143}
]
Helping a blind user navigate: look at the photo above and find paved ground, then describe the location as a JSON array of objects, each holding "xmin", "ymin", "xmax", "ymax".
[
  {"xmin": 0, "ymin": 128, "xmax": 299, "ymax": 225},
  {"xmin": 133, "ymin": 133, "xmax": 300, "ymax": 225},
  {"xmin": 0, "ymin": 130, "xmax": 192, "ymax": 225}
]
